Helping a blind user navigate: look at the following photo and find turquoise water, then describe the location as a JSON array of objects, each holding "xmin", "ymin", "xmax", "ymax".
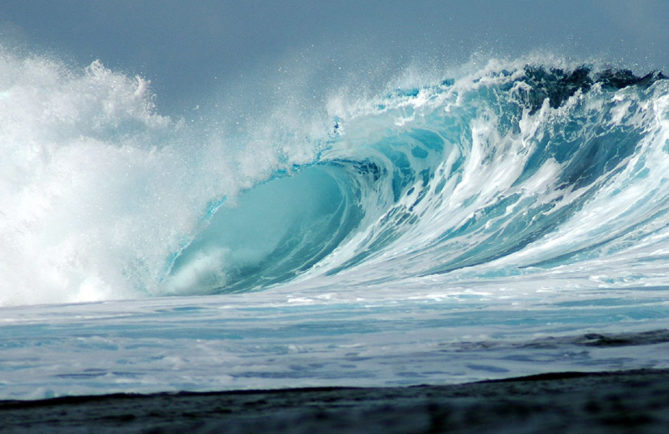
[{"xmin": 1, "ymin": 50, "xmax": 669, "ymax": 399}]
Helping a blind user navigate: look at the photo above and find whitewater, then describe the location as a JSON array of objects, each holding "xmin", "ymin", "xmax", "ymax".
[{"xmin": 1, "ymin": 48, "xmax": 669, "ymax": 400}]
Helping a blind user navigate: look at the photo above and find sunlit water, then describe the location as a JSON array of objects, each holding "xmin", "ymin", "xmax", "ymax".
[{"xmin": 1, "ymin": 49, "xmax": 669, "ymax": 399}]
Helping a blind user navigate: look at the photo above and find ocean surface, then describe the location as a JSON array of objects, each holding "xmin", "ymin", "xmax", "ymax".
[{"xmin": 1, "ymin": 48, "xmax": 669, "ymax": 400}]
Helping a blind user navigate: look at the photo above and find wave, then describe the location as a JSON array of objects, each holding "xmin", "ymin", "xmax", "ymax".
[
  {"xmin": 1, "ymin": 48, "xmax": 668, "ymax": 305},
  {"xmin": 168, "ymin": 64, "xmax": 669, "ymax": 294}
]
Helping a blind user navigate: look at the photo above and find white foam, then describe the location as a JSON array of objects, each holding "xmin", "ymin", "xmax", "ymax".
[{"xmin": 0, "ymin": 48, "xmax": 322, "ymax": 306}]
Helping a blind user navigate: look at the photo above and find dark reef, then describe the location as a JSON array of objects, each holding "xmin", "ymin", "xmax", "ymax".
[{"xmin": 1, "ymin": 369, "xmax": 668, "ymax": 433}]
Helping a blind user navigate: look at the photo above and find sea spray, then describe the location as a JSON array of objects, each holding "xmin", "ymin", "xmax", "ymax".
[{"xmin": 0, "ymin": 49, "xmax": 322, "ymax": 305}]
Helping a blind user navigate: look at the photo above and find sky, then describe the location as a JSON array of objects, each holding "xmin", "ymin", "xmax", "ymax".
[{"xmin": 1, "ymin": 0, "xmax": 667, "ymax": 113}]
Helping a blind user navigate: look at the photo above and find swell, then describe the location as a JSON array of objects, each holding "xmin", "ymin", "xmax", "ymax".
[
  {"xmin": 1, "ymin": 50, "xmax": 668, "ymax": 304},
  {"xmin": 164, "ymin": 65, "xmax": 669, "ymax": 294}
]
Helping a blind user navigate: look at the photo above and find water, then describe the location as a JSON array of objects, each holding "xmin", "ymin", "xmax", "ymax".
[{"xmin": 1, "ymin": 47, "xmax": 669, "ymax": 400}]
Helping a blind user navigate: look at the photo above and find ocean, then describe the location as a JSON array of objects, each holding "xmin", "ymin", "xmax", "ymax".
[{"xmin": 1, "ymin": 2, "xmax": 669, "ymax": 401}]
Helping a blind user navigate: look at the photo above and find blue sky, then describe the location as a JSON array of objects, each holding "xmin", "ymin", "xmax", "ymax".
[{"xmin": 1, "ymin": 1, "xmax": 667, "ymax": 113}]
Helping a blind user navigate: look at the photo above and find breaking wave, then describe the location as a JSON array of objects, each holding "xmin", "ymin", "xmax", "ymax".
[{"xmin": 1, "ymin": 47, "xmax": 668, "ymax": 305}]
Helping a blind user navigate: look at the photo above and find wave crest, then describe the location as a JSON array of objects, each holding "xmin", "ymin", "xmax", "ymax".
[{"xmin": 1, "ymin": 49, "xmax": 668, "ymax": 304}]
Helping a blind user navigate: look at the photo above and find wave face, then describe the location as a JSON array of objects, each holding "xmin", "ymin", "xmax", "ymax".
[
  {"xmin": 166, "ymin": 64, "xmax": 669, "ymax": 297},
  {"xmin": 1, "ymin": 49, "xmax": 668, "ymax": 306}
]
